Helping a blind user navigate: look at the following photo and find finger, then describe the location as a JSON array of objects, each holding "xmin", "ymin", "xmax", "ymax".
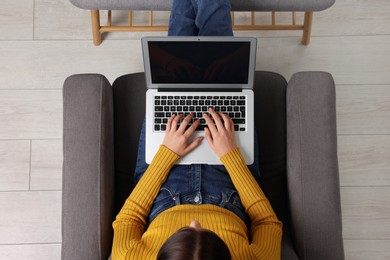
[
  {"xmin": 183, "ymin": 117, "xmax": 199, "ymax": 138},
  {"xmin": 203, "ymin": 113, "xmax": 217, "ymax": 135},
  {"xmin": 204, "ymin": 127, "xmax": 213, "ymax": 146},
  {"xmin": 184, "ymin": 136, "xmax": 204, "ymax": 155},
  {"xmin": 171, "ymin": 114, "xmax": 182, "ymax": 131},
  {"xmin": 204, "ymin": 127, "xmax": 217, "ymax": 153},
  {"xmin": 178, "ymin": 113, "xmax": 193, "ymax": 134},
  {"xmin": 219, "ymin": 112, "xmax": 233, "ymax": 131},
  {"xmin": 209, "ymin": 108, "xmax": 224, "ymax": 130},
  {"xmin": 166, "ymin": 114, "xmax": 175, "ymax": 132}
]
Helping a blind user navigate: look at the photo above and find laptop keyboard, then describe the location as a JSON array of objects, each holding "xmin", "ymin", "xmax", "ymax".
[{"xmin": 153, "ymin": 94, "xmax": 246, "ymax": 132}]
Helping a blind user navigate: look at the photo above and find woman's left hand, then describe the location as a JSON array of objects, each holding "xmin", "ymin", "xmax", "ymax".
[{"xmin": 162, "ymin": 113, "xmax": 203, "ymax": 157}]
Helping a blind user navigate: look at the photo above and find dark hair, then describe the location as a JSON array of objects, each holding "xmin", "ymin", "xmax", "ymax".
[{"xmin": 157, "ymin": 227, "xmax": 231, "ymax": 260}]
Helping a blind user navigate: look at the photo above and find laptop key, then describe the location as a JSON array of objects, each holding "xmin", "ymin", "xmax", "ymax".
[
  {"xmin": 233, "ymin": 119, "xmax": 245, "ymax": 124},
  {"xmin": 196, "ymin": 125, "xmax": 207, "ymax": 131},
  {"xmin": 155, "ymin": 112, "xmax": 164, "ymax": 118}
]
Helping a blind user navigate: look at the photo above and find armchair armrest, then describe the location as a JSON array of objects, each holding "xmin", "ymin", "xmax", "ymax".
[
  {"xmin": 62, "ymin": 74, "xmax": 114, "ymax": 260},
  {"xmin": 286, "ymin": 72, "xmax": 344, "ymax": 260}
]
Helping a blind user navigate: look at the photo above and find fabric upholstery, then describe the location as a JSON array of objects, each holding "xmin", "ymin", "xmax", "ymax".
[
  {"xmin": 112, "ymin": 73, "xmax": 146, "ymax": 214},
  {"xmin": 69, "ymin": 0, "xmax": 335, "ymax": 12},
  {"xmin": 62, "ymin": 74, "xmax": 115, "ymax": 260},
  {"xmin": 62, "ymin": 71, "xmax": 344, "ymax": 260},
  {"xmin": 286, "ymin": 72, "xmax": 344, "ymax": 260}
]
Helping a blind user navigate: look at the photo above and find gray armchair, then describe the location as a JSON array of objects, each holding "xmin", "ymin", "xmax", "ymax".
[{"xmin": 62, "ymin": 71, "xmax": 344, "ymax": 260}]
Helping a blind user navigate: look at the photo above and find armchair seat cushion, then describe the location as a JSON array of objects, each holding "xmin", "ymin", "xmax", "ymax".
[{"xmin": 70, "ymin": 0, "xmax": 335, "ymax": 12}]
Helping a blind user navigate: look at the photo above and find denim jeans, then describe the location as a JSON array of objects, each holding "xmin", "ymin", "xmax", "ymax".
[
  {"xmin": 168, "ymin": 0, "xmax": 233, "ymax": 36},
  {"xmin": 134, "ymin": 120, "xmax": 261, "ymax": 225}
]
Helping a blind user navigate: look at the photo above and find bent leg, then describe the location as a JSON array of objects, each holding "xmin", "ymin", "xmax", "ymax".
[
  {"xmin": 192, "ymin": 0, "xmax": 233, "ymax": 36},
  {"xmin": 168, "ymin": 0, "xmax": 198, "ymax": 36}
]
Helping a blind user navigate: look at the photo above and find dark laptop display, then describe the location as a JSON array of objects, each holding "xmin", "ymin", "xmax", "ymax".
[{"xmin": 148, "ymin": 41, "xmax": 251, "ymax": 84}]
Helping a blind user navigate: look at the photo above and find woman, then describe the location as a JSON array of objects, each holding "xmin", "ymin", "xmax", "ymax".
[{"xmin": 111, "ymin": 0, "xmax": 282, "ymax": 259}]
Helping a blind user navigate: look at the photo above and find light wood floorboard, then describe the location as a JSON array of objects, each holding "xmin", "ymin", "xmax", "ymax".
[
  {"xmin": 337, "ymin": 85, "xmax": 390, "ymax": 135},
  {"xmin": 341, "ymin": 187, "xmax": 390, "ymax": 240},
  {"xmin": 0, "ymin": 140, "xmax": 30, "ymax": 191},
  {"xmin": 0, "ymin": 40, "xmax": 143, "ymax": 90},
  {"xmin": 256, "ymin": 35, "xmax": 390, "ymax": 85},
  {"xmin": 0, "ymin": 0, "xmax": 389, "ymax": 258},
  {"xmin": 339, "ymin": 135, "xmax": 390, "ymax": 186},
  {"xmin": 0, "ymin": 0, "xmax": 33, "ymax": 40},
  {"xmin": 0, "ymin": 90, "xmax": 62, "ymax": 139},
  {"xmin": 0, "ymin": 191, "xmax": 61, "ymax": 244},
  {"xmin": 344, "ymin": 240, "xmax": 390, "ymax": 260},
  {"xmin": 0, "ymin": 244, "xmax": 61, "ymax": 260},
  {"xmin": 34, "ymin": 0, "xmax": 92, "ymax": 40},
  {"xmin": 30, "ymin": 140, "xmax": 62, "ymax": 191},
  {"xmin": 313, "ymin": 0, "xmax": 390, "ymax": 37}
]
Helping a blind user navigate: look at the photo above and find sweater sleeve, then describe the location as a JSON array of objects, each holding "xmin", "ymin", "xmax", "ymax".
[
  {"xmin": 220, "ymin": 147, "xmax": 283, "ymax": 260},
  {"xmin": 111, "ymin": 145, "xmax": 179, "ymax": 259}
]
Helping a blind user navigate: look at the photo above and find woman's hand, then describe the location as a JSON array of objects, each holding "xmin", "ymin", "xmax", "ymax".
[
  {"xmin": 162, "ymin": 114, "xmax": 203, "ymax": 157},
  {"xmin": 203, "ymin": 108, "xmax": 238, "ymax": 158}
]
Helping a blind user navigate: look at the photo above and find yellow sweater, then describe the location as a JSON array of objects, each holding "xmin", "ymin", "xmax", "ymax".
[{"xmin": 112, "ymin": 145, "xmax": 282, "ymax": 260}]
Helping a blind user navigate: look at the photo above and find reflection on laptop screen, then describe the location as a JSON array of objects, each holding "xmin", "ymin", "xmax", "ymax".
[{"xmin": 148, "ymin": 41, "xmax": 250, "ymax": 84}]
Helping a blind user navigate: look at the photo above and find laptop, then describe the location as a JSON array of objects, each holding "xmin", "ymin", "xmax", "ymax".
[{"xmin": 142, "ymin": 36, "xmax": 257, "ymax": 165}]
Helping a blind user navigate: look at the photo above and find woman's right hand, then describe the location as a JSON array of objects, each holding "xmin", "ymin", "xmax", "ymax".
[
  {"xmin": 162, "ymin": 113, "xmax": 203, "ymax": 157},
  {"xmin": 203, "ymin": 108, "xmax": 238, "ymax": 158}
]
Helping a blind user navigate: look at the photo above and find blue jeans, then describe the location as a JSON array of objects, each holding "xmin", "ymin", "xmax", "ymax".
[
  {"xmin": 168, "ymin": 0, "xmax": 233, "ymax": 36},
  {"xmin": 134, "ymin": 120, "xmax": 261, "ymax": 225}
]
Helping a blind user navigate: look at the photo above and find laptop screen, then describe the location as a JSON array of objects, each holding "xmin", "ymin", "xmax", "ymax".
[
  {"xmin": 142, "ymin": 37, "xmax": 257, "ymax": 89},
  {"xmin": 148, "ymin": 41, "xmax": 250, "ymax": 84}
]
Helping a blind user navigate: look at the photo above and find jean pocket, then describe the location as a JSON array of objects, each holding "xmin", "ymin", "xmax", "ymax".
[
  {"xmin": 149, "ymin": 188, "xmax": 178, "ymax": 223},
  {"xmin": 222, "ymin": 191, "xmax": 249, "ymax": 225}
]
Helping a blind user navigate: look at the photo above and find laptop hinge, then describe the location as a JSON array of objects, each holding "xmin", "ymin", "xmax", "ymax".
[{"xmin": 157, "ymin": 88, "xmax": 243, "ymax": 92}]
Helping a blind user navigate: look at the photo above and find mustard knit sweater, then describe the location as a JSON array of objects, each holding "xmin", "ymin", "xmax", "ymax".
[{"xmin": 112, "ymin": 145, "xmax": 282, "ymax": 260}]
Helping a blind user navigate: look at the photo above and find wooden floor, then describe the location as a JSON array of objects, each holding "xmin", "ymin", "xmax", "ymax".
[{"xmin": 0, "ymin": 0, "xmax": 389, "ymax": 259}]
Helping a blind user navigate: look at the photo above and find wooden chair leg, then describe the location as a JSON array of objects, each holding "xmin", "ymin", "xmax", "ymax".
[
  {"xmin": 302, "ymin": 11, "xmax": 313, "ymax": 45},
  {"xmin": 91, "ymin": 10, "xmax": 102, "ymax": 46}
]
